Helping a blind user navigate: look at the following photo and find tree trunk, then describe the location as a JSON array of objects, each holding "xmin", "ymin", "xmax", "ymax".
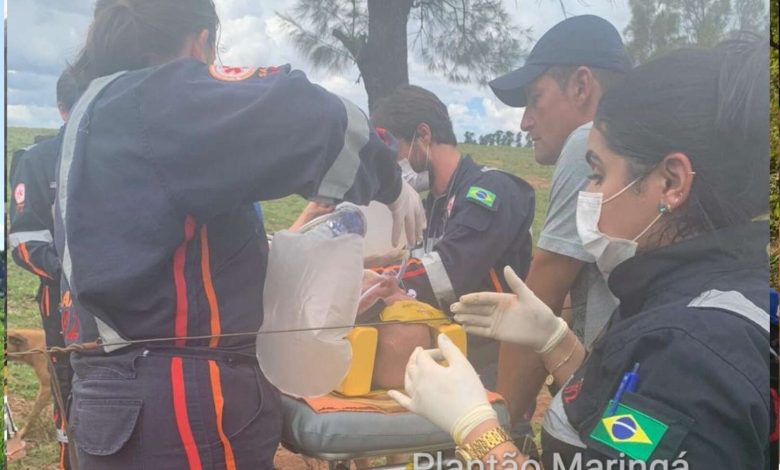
[{"xmin": 359, "ymin": 0, "xmax": 413, "ymax": 114}]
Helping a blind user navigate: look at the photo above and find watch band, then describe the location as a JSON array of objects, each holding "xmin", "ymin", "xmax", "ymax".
[{"xmin": 456, "ymin": 426, "xmax": 512, "ymax": 462}]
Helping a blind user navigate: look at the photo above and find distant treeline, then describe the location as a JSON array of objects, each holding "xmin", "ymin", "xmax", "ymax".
[{"xmin": 462, "ymin": 130, "xmax": 533, "ymax": 148}]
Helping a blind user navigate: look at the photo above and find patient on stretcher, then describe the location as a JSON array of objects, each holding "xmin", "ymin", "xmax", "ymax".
[{"xmin": 356, "ymin": 271, "xmax": 442, "ymax": 390}]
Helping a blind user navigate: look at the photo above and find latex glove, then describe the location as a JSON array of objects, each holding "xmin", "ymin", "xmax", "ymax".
[
  {"xmin": 388, "ymin": 180, "xmax": 426, "ymax": 248},
  {"xmin": 388, "ymin": 334, "xmax": 491, "ymax": 438},
  {"xmin": 451, "ymin": 266, "xmax": 568, "ymax": 354}
]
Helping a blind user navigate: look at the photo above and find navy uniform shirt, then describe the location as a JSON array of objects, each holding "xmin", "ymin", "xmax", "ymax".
[
  {"xmin": 541, "ymin": 222, "xmax": 770, "ymax": 469},
  {"xmin": 54, "ymin": 59, "xmax": 402, "ymax": 354},
  {"xmin": 10, "ymin": 130, "xmax": 63, "ymax": 286},
  {"xmin": 379, "ymin": 155, "xmax": 534, "ymax": 372}
]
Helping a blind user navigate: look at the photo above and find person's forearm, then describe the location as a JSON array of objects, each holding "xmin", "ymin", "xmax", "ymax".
[
  {"xmin": 496, "ymin": 343, "xmax": 547, "ymax": 424},
  {"xmin": 289, "ymin": 201, "xmax": 334, "ymax": 231},
  {"xmin": 496, "ymin": 256, "xmax": 575, "ymax": 424},
  {"xmin": 541, "ymin": 329, "xmax": 585, "ymax": 387},
  {"xmin": 496, "ymin": 250, "xmax": 583, "ymax": 423}
]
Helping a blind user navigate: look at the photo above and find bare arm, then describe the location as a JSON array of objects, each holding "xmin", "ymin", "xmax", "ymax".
[
  {"xmin": 526, "ymin": 248, "xmax": 584, "ymax": 315},
  {"xmin": 288, "ymin": 201, "xmax": 335, "ymax": 231},
  {"xmin": 496, "ymin": 248, "xmax": 583, "ymax": 424}
]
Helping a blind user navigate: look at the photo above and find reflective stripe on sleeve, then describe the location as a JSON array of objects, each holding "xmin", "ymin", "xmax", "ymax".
[
  {"xmin": 10, "ymin": 230, "xmax": 53, "ymax": 249},
  {"xmin": 316, "ymin": 96, "xmax": 370, "ymax": 200},
  {"xmin": 688, "ymin": 289, "xmax": 769, "ymax": 333},
  {"xmin": 420, "ymin": 251, "xmax": 457, "ymax": 307},
  {"xmin": 58, "ymin": 71, "xmax": 129, "ymax": 353},
  {"xmin": 58, "ymin": 71, "xmax": 127, "ymax": 286}
]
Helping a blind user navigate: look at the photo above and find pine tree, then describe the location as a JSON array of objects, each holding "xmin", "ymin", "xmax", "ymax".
[{"xmin": 279, "ymin": 0, "xmax": 527, "ymax": 111}]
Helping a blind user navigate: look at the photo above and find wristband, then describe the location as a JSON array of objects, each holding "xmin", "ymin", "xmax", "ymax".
[
  {"xmin": 536, "ymin": 317, "xmax": 569, "ymax": 354},
  {"xmin": 450, "ymin": 403, "xmax": 498, "ymax": 446}
]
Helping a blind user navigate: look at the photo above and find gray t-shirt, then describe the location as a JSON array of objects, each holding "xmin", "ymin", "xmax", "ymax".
[{"xmin": 536, "ymin": 122, "xmax": 618, "ymax": 348}]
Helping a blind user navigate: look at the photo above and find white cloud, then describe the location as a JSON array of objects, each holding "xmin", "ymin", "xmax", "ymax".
[
  {"xmin": 7, "ymin": 105, "xmax": 62, "ymax": 129},
  {"xmin": 7, "ymin": 0, "xmax": 632, "ymax": 133},
  {"xmin": 447, "ymin": 103, "xmax": 469, "ymax": 121},
  {"xmin": 483, "ymin": 97, "xmax": 525, "ymax": 133},
  {"xmin": 219, "ymin": 15, "xmax": 277, "ymax": 64},
  {"xmin": 214, "ymin": 0, "xmax": 264, "ymax": 20}
]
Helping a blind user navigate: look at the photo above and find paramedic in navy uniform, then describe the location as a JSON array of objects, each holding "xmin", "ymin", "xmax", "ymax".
[
  {"xmin": 9, "ymin": 68, "xmax": 81, "ymax": 470},
  {"xmin": 389, "ymin": 36, "xmax": 770, "ymax": 469},
  {"xmin": 371, "ymin": 85, "xmax": 535, "ymax": 389},
  {"xmin": 55, "ymin": 0, "xmax": 425, "ymax": 468}
]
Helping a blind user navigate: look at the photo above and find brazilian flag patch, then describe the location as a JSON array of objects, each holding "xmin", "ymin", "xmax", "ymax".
[
  {"xmin": 466, "ymin": 186, "xmax": 497, "ymax": 209},
  {"xmin": 589, "ymin": 401, "xmax": 668, "ymax": 462}
]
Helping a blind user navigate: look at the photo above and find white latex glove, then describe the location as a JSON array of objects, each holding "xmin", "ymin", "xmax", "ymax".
[
  {"xmin": 387, "ymin": 180, "xmax": 426, "ymax": 248},
  {"xmin": 451, "ymin": 266, "xmax": 569, "ymax": 354},
  {"xmin": 388, "ymin": 334, "xmax": 491, "ymax": 438}
]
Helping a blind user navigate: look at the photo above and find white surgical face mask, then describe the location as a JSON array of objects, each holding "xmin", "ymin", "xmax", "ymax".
[
  {"xmin": 405, "ymin": 131, "xmax": 431, "ymax": 174},
  {"xmin": 576, "ymin": 177, "xmax": 664, "ymax": 278}
]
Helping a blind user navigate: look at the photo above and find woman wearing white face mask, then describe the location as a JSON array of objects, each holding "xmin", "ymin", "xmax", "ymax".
[{"xmin": 389, "ymin": 35, "xmax": 771, "ymax": 468}]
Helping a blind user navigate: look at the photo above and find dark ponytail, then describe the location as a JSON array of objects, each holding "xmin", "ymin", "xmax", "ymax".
[
  {"xmin": 595, "ymin": 33, "xmax": 770, "ymax": 238},
  {"xmin": 69, "ymin": 0, "xmax": 219, "ymax": 90}
]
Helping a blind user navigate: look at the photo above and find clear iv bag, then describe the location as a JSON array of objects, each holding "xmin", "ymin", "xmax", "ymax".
[{"xmin": 257, "ymin": 205, "xmax": 365, "ymax": 397}]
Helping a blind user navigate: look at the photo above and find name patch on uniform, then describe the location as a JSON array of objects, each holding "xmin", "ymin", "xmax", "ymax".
[
  {"xmin": 466, "ymin": 186, "xmax": 496, "ymax": 209},
  {"xmin": 209, "ymin": 65, "xmax": 257, "ymax": 82},
  {"xmin": 589, "ymin": 401, "xmax": 668, "ymax": 462}
]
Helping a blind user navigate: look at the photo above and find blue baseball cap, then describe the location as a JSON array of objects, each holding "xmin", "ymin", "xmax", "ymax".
[{"xmin": 489, "ymin": 15, "xmax": 630, "ymax": 107}]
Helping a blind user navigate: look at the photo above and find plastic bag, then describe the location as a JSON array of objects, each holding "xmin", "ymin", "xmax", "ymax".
[
  {"xmin": 358, "ymin": 202, "xmax": 409, "ymax": 256},
  {"xmin": 257, "ymin": 206, "xmax": 365, "ymax": 397}
]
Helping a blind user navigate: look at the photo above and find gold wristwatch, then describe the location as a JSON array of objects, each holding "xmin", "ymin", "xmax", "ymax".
[{"xmin": 454, "ymin": 426, "xmax": 512, "ymax": 463}]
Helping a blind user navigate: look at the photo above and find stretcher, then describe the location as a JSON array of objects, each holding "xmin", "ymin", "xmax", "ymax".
[
  {"xmin": 279, "ymin": 317, "xmax": 518, "ymax": 469},
  {"xmin": 280, "ymin": 395, "xmax": 514, "ymax": 469}
]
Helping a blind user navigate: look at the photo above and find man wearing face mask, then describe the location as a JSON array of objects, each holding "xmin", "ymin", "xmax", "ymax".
[
  {"xmin": 391, "ymin": 37, "xmax": 770, "ymax": 469},
  {"xmin": 487, "ymin": 15, "xmax": 630, "ymax": 424},
  {"xmin": 371, "ymin": 85, "xmax": 535, "ymax": 389}
]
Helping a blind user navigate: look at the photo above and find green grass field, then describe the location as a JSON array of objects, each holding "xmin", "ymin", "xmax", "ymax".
[{"xmin": 5, "ymin": 127, "xmax": 553, "ymax": 468}]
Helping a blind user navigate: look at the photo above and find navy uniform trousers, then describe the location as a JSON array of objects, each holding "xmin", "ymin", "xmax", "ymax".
[{"xmin": 69, "ymin": 348, "xmax": 281, "ymax": 469}]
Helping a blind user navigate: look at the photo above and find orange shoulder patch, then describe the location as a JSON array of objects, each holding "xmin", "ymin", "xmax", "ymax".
[
  {"xmin": 257, "ymin": 66, "xmax": 283, "ymax": 78},
  {"xmin": 208, "ymin": 65, "xmax": 257, "ymax": 82}
]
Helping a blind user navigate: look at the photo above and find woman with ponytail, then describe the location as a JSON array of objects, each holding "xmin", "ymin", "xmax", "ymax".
[{"xmin": 56, "ymin": 1, "xmax": 424, "ymax": 468}]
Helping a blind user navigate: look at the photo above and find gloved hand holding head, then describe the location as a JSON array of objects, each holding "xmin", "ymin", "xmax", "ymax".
[{"xmin": 388, "ymin": 334, "xmax": 495, "ymax": 443}]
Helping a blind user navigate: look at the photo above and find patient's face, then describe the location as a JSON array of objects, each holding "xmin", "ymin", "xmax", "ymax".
[
  {"xmin": 372, "ymin": 323, "xmax": 432, "ymax": 389},
  {"xmin": 358, "ymin": 271, "xmax": 434, "ymax": 390}
]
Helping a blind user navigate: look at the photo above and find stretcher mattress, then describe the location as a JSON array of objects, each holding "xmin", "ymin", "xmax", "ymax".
[{"xmin": 280, "ymin": 394, "xmax": 515, "ymax": 459}]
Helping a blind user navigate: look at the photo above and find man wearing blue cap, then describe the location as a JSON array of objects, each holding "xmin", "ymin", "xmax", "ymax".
[{"xmin": 487, "ymin": 15, "xmax": 631, "ymax": 425}]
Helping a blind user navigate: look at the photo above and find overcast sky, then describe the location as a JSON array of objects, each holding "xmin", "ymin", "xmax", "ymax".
[{"xmin": 6, "ymin": 0, "xmax": 631, "ymax": 139}]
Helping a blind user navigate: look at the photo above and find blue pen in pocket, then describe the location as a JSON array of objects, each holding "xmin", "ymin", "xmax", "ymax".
[{"xmin": 607, "ymin": 362, "xmax": 640, "ymax": 416}]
